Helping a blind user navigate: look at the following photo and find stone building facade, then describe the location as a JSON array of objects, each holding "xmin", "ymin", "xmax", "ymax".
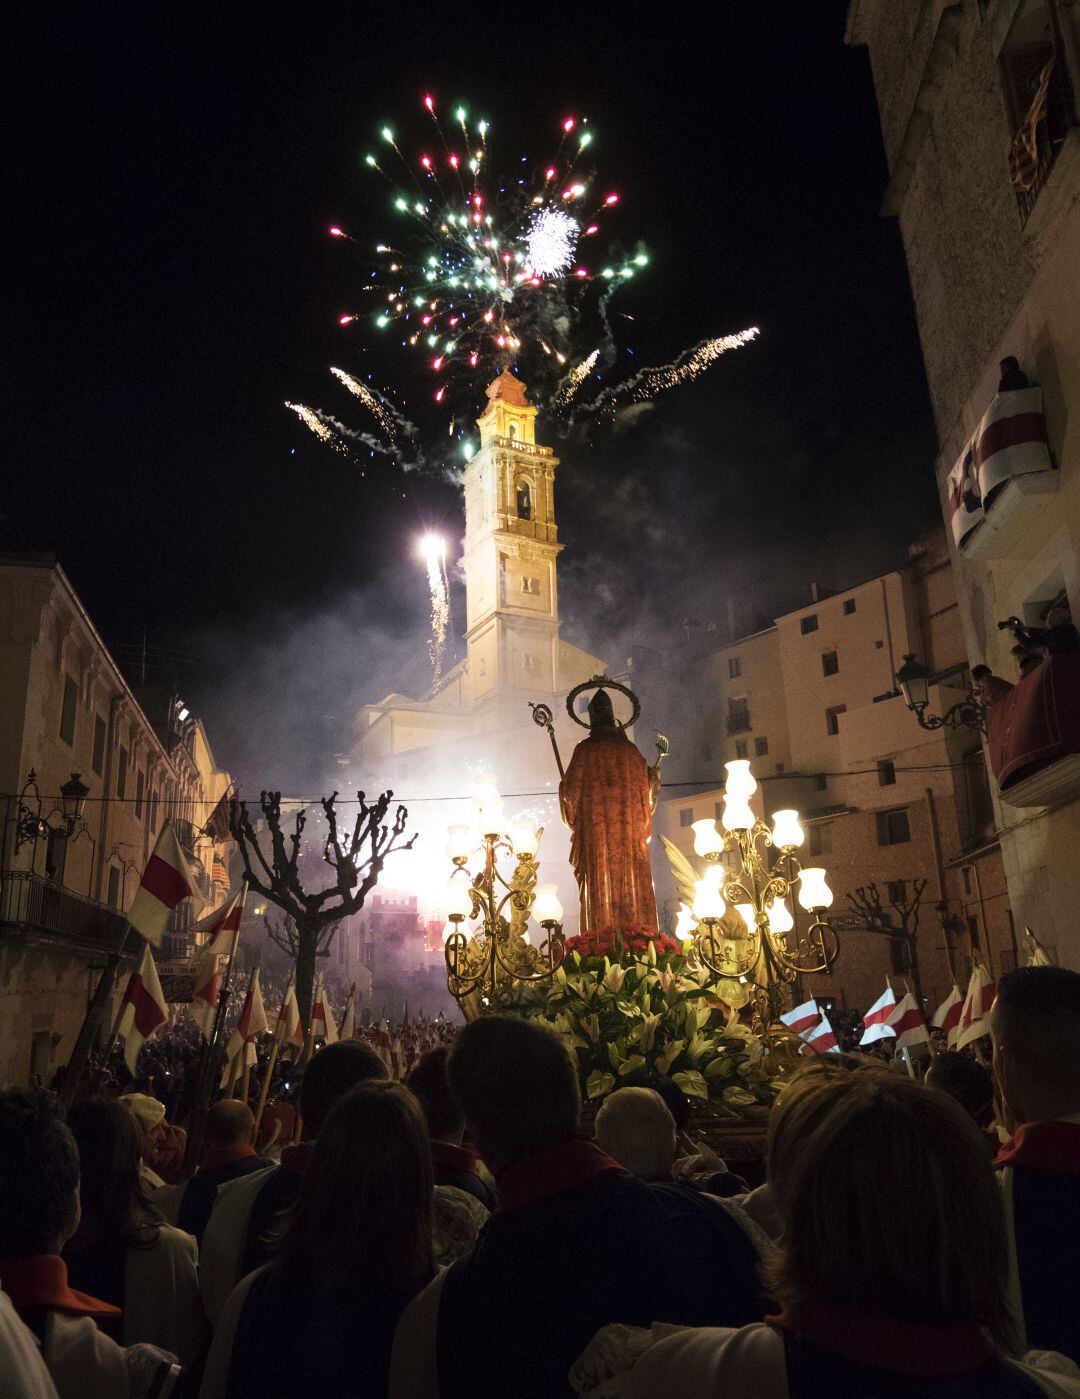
[
  {"xmin": 0, "ymin": 554, "xmax": 234, "ymax": 1085},
  {"xmin": 655, "ymin": 534, "xmax": 1014, "ymax": 1015},
  {"xmin": 846, "ymin": 0, "xmax": 1080, "ymax": 962}
]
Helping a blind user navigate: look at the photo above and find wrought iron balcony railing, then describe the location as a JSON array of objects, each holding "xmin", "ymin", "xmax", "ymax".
[{"xmin": 0, "ymin": 871, "xmax": 132, "ymax": 953}]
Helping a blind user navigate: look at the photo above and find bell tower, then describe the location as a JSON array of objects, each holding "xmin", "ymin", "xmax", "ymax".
[{"xmin": 461, "ymin": 367, "xmax": 562, "ymax": 713}]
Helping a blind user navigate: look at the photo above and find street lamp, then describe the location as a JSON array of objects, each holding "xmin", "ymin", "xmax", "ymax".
[
  {"xmin": 442, "ymin": 774, "xmax": 565, "ymax": 1013},
  {"xmin": 14, "ymin": 771, "xmax": 90, "ymax": 854},
  {"xmin": 895, "ymin": 654, "xmax": 985, "ymax": 733},
  {"xmin": 688, "ymin": 760, "xmax": 839, "ymax": 1033}
]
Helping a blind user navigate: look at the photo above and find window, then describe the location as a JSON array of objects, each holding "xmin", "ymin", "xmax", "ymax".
[
  {"xmin": 889, "ymin": 938, "xmax": 909, "ymax": 975},
  {"xmin": 967, "ymin": 915, "xmax": 982, "ymax": 950},
  {"xmin": 59, "ymin": 676, "xmax": 77, "ymax": 746},
  {"xmin": 728, "ymin": 657, "xmax": 741, "ymax": 679},
  {"xmin": 92, "ymin": 715, "xmax": 106, "ymax": 775},
  {"xmin": 117, "ymin": 747, "xmax": 128, "ymax": 799},
  {"xmin": 46, "ymin": 829, "xmax": 67, "ymax": 883},
  {"xmin": 754, "ymin": 736, "xmax": 769, "ymax": 757},
  {"xmin": 962, "ymin": 866, "xmax": 973, "ymax": 895},
  {"xmin": 887, "ymin": 879, "xmax": 907, "ymax": 905},
  {"xmin": 516, "ymin": 480, "xmax": 532, "ymax": 520},
  {"xmin": 800, "ymin": 614, "xmax": 819, "ymax": 635},
  {"xmin": 775, "ymin": 762, "xmax": 785, "ymax": 775},
  {"xmin": 809, "ymin": 824, "xmax": 829, "ymax": 856},
  {"xmin": 875, "ymin": 640, "xmax": 884, "ymax": 649},
  {"xmin": 815, "ymin": 773, "xmax": 828, "ymax": 791},
  {"xmin": 843, "ymin": 598, "xmax": 856, "ymax": 615},
  {"xmin": 150, "ymin": 791, "xmax": 159, "ymax": 834},
  {"xmin": 735, "ymin": 738, "xmax": 749, "ymax": 759},
  {"xmin": 822, "ymin": 651, "xmax": 839, "ymax": 676},
  {"xmin": 877, "ymin": 759, "xmax": 897, "ymax": 787},
  {"xmin": 521, "ymin": 576, "xmax": 540, "ymax": 595},
  {"xmin": 726, "ymin": 696, "xmax": 751, "ymax": 734},
  {"xmin": 1000, "ymin": 0, "xmax": 1080, "ymax": 223},
  {"xmin": 825, "ymin": 704, "xmax": 846, "ymax": 736},
  {"xmin": 521, "ymin": 653, "xmax": 537, "ymax": 673},
  {"xmin": 679, "ymin": 808, "xmax": 694, "ymax": 828},
  {"xmin": 508, "ymin": 423, "xmax": 517, "ymax": 439},
  {"xmin": 876, "ymin": 808, "xmax": 911, "ymax": 845},
  {"xmin": 135, "ymin": 771, "xmax": 145, "ymax": 819}
]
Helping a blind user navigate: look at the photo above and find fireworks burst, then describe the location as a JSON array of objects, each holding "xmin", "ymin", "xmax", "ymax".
[
  {"xmin": 418, "ymin": 533, "xmax": 450, "ymax": 682},
  {"xmin": 552, "ymin": 349, "xmax": 600, "ymax": 409},
  {"xmin": 329, "ymin": 367, "xmax": 413, "ymax": 444},
  {"xmin": 572, "ymin": 328, "xmax": 761, "ymax": 421},
  {"xmin": 330, "ymin": 101, "xmax": 645, "ymax": 424}
]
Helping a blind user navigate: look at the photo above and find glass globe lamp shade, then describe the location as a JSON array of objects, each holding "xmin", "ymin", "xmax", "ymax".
[
  {"xmin": 767, "ymin": 899, "xmax": 794, "ymax": 934},
  {"xmin": 721, "ymin": 796, "xmax": 755, "ymax": 832},
  {"xmin": 691, "ymin": 818, "xmax": 724, "ymax": 858},
  {"xmin": 445, "ymin": 878, "xmax": 474, "ymax": 921},
  {"xmin": 472, "ymin": 773, "xmax": 504, "ymax": 834},
  {"xmin": 771, "ymin": 809, "xmax": 805, "ymax": 849},
  {"xmin": 798, "ymin": 867, "xmax": 834, "ymax": 911},
  {"xmin": 735, "ymin": 901, "xmax": 757, "ymax": 932},
  {"xmin": 692, "ymin": 878, "xmax": 727, "ymax": 922},
  {"xmin": 445, "ymin": 823, "xmax": 473, "ymax": 862},
  {"xmin": 532, "ymin": 883, "xmax": 564, "ymax": 925},
  {"xmin": 508, "ymin": 816, "xmax": 539, "ymax": 858},
  {"xmin": 724, "ymin": 759, "xmax": 757, "ymax": 799},
  {"xmin": 674, "ymin": 905, "xmax": 697, "ymax": 938}
]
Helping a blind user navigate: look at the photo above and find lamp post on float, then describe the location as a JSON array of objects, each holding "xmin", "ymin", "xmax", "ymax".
[
  {"xmin": 442, "ymin": 774, "xmax": 565, "ymax": 1013},
  {"xmin": 687, "ymin": 760, "xmax": 839, "ymax": 1034}
]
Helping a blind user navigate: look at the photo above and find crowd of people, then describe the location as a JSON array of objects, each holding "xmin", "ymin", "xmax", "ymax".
[{"xmin": 1, "ymin": 964, "xmax": 1079, "ymax": 1398}]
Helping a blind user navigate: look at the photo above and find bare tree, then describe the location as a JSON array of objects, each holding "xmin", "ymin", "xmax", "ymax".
[
  {"xmin": 843, "ymin": 879, "xmax": 929, "ymax": 1000},
  {"xmin": 229, "ymin": 790, "xmax": 414, "ymax": 1030}
]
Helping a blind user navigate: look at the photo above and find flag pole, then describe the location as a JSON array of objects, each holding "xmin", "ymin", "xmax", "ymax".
[
  {"xmin": 252, "ymin": 970, "xmax": 294, "ymax": 1140},
  {"xmin": 227, "ymin": 960, "xmax": 261, "ymax": 1101},
  {"xmin": 59, "ymin": 921, "xmax": 134, "ymax": 1109},
  {"xmin": 183, "ymin": 905, "xmax": 245, "ymax": 1172}
]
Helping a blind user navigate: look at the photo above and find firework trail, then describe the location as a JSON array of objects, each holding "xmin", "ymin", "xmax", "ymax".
[
  {"xmin": 329, "ymin": 367, "xmax": 416, "ymax": 444},
  {"xmin": 419, "ymin": 535, "xmax": 450, "ymax": 682},
  {"xmin": 551, "ymin": 349, "xmax": 600, "ymax": 409},
  {"xmin": 570, "ymin": 328, "xmax": 760, "ymax": 423},
  {"xmin": 284, "ymin": 402, "xmax": 351, "ymax": 456}
]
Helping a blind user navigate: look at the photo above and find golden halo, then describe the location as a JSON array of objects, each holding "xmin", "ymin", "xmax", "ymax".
[{"xmin": 565, "ymin": 674, "xmax": 642, "ymax": 730}]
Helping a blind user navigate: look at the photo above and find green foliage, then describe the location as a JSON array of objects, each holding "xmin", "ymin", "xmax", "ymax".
[{"xmin": 507, "ymin": 941, "xmax": 779, "ymax": 1118}]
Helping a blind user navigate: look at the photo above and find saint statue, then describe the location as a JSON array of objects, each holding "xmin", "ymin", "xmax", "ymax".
[{"xmin": 558, "ymin": 686, "xmax": 660, "ymax": 933}]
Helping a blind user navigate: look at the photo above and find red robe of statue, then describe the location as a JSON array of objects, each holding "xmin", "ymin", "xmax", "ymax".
[{"xmin": 559, "ymin": 728, "xmax": 658, "ymax": 933}]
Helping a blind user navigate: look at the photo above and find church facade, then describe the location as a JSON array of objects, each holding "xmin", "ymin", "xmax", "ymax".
[{"xmin": 351, "ymin": 369, "xmax": 606, "ymax": 927}]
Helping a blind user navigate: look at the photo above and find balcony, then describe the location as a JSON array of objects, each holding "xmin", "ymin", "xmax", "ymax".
[
  {"xmin": 0, "ymin": 871, "xmax": 133, "ymax": 955},
  {"xmin": 985, "ymin": 653, "xmax": 1080, "ymax": 807}
]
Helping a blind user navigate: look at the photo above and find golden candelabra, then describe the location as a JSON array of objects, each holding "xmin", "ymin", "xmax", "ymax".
[
  {"xmin": 682, "ymin": 761, "xmax": 838, "ymax": 1034},
  {"xmin": 443, "ymin": 775, "xmax": 565, "ymax": 1015}
]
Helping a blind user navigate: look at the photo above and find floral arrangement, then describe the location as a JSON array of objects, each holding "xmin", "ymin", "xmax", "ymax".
[{"xmin": 508, "ymin": 927, "xmax": 782, "ymax": 1118}]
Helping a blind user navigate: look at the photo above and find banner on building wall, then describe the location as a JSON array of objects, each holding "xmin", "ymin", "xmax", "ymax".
[{"xmin": 947, "ymin": 387, "xmax": 1053, "ymax": 549}]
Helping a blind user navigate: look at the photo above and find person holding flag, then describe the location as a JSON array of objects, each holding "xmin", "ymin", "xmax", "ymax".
[
  {"xmin": 310, "ymin": 974, "xmax": 339, "ymax": 1046},
  {"xmin": 116, "ymin": 945, "xmax": 170, "ymax": 1075},
  {"xmin": 957, "ymin": 960, "xmax": 996, "ymax": 1049},
  {"xmin": 190, "ymin": 884, "xmax": 247, "ymax": 1042},
  {"xmin": 932, "ymin": 984, "xmax": 965, "ymax": 1048},
  {"xmin": 859, "ymin": 982, "xmax": 897, "ymax": 1047}
]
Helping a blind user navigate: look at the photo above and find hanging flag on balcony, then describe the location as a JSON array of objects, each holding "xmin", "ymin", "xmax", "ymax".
[
  {"xmin": 202, "ymin": 785, "xmax": 237, "ymax": 844},
  {"xmin": 127, "ymin": 823, "xmax": 204, "ymax": 946},
  {"xmin": 947, "ymin": 384, "xmax": 1053, "ymax": 549},
  {"xmin": 118, "ymin": 945, "xmax": 169, "ymax": 1074},
  {"xmin": 1008, "ymin": 56, "xmax": 1054, "ymax": 192}
]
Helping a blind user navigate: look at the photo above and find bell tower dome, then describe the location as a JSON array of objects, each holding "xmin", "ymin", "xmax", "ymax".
[{"xmin": 461, "ymin": 368, "xmax": 562, "ymax": 714}]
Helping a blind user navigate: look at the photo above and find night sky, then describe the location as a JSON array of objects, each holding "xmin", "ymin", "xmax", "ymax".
[{"xmin": 8, "ymin": 2, "xmax": 940, "ymax": 789}]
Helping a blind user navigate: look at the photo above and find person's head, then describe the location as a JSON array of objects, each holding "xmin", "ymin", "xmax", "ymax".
[
  {"xmin": 990, "ymin": 966, "xmax": 1080, "ymax": 1125},
  {"xmin": 594, "ymin": 1088, "xmax": 676, "ymax": 1181},
  {"xmin": 276, "ymin": 1080, "xmax": 433, "ymax": 1295},
  {"xmin": 766, "ymin": 1052, "xmax": 867, "ymax": 1192},
  {"xmin": 587, "ymin": 688, "xmax": 617, "ymax": 732},
  {"xmin": 118, "ymin": 1092, "xmax": 167, "ymax": 1161},
  {"xmin": 446, "ymin": 1015, "xmax": 579, "ymax": 1171},
  {"xmin": 66, "ymin": 1098, "xmax": 159, "ymax": 1244},
  {"xmin": 204, "ymin": 1098, "xmax": 255, "ymax": 1154},
  {"xmin": 618, "ymin": 1068, "xmax": 692, "ymax": 1132},
  {"xmin": 299, "ymin": 1039, "xmax": 388, "ymax": 1136},
  {"xmin": 406, "ymin": 1048, "xmax": 464, "ymax": 1144},
  {"xmin": 764, "ymin": 1067, "xmax": 1015, "ymax": 1347},
  {"xmin": 0, "ymin": 1090, "xmax": 80, "ymax": 1257},
  {"xmin": 924, "ymin": 1051, "xmax": 994, "ymax": 1129}
]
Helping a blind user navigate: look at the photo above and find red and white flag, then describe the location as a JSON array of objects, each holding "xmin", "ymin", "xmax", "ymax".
[
  {"xmin": 887, "ymin": 992, "xmax": 930, "ymax": 1051},
  {"xmin": 310, "ymin": 975, "xmax": 338, "ymax": 1045},
  {"xmin": 800, "ymin": 1011, "xmax": 839, "ymax": 1055},
  {"xmin": 275, "ymin": 981, "xmax": 303, "ymax": 1049},
  {"xmin": 118, "ymin": 945, "xmax": 169, "ymax": 1074},
  {"xmin": 859, "ymin": 984, "xmax": 897, "ymax": 1046},
  {"xmin": 227, "ymin": 970, "xmax": 269, "ymax": 1071},
  {"xmin": 189, "ymin": 886, "xmax": 247, "ymax": 1040},
  {"xmin": 948, "ymin": 387, "xmax": 1052, "ymax": 548},
  {"xmin": 1025, "ymin": 928, "xmax": 1055, "ymax": 967},
  {"xmin": 956, "ymin": 964, "xmax": 995, "ymax": 1049},
  {"xmin": 931, "ymin": 985, "xmax": 964, "ymax": 1046},
  {"xmin": 374, "ymin": 1020, "xmax": 395, "ymax": 1076},
  {"xmin": 127, "ymin": 824, "xmax": 203, "ymax": 947},
  {"xmin": 780, "ymin": 998, "xmax": 821, "ymax": 1038}
]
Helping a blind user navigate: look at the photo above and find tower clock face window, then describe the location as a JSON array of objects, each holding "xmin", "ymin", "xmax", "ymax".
[
  {"xmin": 522, "ymin": 576, "xmax": 540, "ymax": 595},
  {"xmin": 516, "ymin": 481, "xmax": 532, "ymax": 520}
]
